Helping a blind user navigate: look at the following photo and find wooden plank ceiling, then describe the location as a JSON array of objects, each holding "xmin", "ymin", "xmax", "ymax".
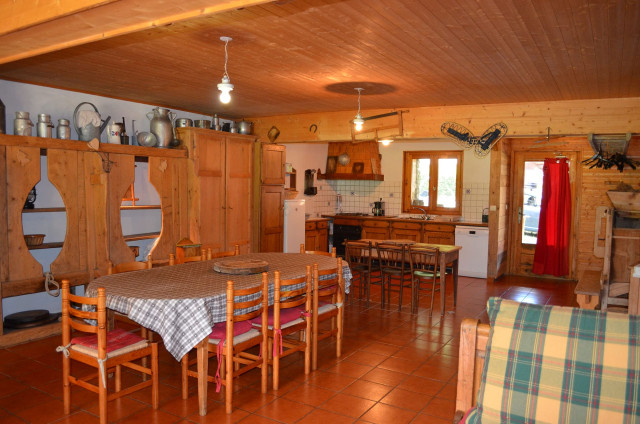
[{"xmin": 0, "ymin": 0, "xmax": 638, "ymax": 119}]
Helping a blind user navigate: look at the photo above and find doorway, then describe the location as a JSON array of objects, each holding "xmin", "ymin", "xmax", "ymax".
[{"xmin": 508, "ymin": 151, "xmax": 578, "ymax": 278}]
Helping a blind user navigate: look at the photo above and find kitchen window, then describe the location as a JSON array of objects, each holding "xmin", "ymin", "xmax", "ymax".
[{"xmin": 402, "ymin": 150, "xmax": 463, "ymax": 215}]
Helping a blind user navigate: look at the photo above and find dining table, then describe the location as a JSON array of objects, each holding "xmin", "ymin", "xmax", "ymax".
[
  {"xmin": 87, "ymin": 252, "xmax": 351, "ymax": 415},
  {"xmin": 359, "ymin": 239, "xmax": 461, "ymax": 315}
]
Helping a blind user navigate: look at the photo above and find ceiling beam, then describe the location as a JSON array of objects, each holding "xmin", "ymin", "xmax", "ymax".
[
  {"xmin": 0, "ymin": 0, "xmax": 273, "ymax": 65},
  {"xmin": 251, "ymin": 97, "xmax": 640, "ymax": 143}
]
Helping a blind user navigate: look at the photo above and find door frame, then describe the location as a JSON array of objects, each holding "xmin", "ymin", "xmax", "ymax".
[{"xmin": 507, "ymin": 147, "xmax": 580, "ymax": 279}]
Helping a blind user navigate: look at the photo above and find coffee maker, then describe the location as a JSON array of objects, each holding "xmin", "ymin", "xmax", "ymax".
[{"xmin": 372, "ymin": 198, "xmax": 385, "ymax": 216}]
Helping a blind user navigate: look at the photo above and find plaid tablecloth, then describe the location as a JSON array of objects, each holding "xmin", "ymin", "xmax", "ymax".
[{"xmin": 87, "ymin": 253, "xmax": 351, "ymax": 361}]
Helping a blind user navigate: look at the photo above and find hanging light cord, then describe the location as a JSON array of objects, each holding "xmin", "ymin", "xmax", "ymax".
[
  {"xmin": 223, "ymin": 39, "xmax": 230, "ymax": 79},
  {"xmin": 357, "ymin": 88, "xmax": 362, "ymax": 114}
]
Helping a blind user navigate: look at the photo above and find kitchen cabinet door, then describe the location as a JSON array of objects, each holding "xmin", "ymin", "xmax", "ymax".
[
  {"xmin": 317, "ymin": 221, "xmax": 329, "ymax": 252},
  {"xmin": 390, "ymin": 222, "xmax": 422, "ymax": 241},
  {"xmin": 423, "ymin": 231, "xmax": 454, "ymax": 245},
  {"xmin": 362, "ymin": 220, "xmax": 390, "ymax": 240},
  {"xmin": 260, "ymin": 185, "xmax": 284, "ymax": 252},
  {"xmin": 261, "ymin": 144, "xmax": 285, "ymax": 185}
]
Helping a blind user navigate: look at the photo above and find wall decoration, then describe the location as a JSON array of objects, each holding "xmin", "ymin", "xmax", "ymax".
[{"xmin": 441, "ymin": 122, "xmax": 508, "ymax": 157}]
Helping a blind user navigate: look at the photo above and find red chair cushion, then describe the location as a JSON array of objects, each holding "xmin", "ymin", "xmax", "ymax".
[
  {"xmin": 71, "ymin": 328, "xmax": 146, "ymax": 353},
  {"xmin": 251, "ymin": 306, "xmax": 304, "ymax": 326},
  {"xmin": 208, "ymin": 320, "xmax": 252, "ymax": 340}
]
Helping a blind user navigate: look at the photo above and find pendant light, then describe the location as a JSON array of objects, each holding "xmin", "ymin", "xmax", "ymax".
[
  {"xmin": 352, "ymin": 88, "xmax": 365, "ymax": 131},
  {"xmin": 217, "ymin": 36, "xmax": 234, "ymax": 104}
]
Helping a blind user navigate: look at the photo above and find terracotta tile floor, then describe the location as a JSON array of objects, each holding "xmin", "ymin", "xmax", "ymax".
[{"xmin": 0, "ymin": 275, "xmax": 576, "ymax": 423}]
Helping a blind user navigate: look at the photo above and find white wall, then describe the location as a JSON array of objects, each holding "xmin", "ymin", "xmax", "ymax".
[
  {"xmin": 0, "ymin": 79, "xmax": 227, "ymax": 318},
  {"xmin": 284, "ymin": 140, "xmax": 491, "ymax": 220}
]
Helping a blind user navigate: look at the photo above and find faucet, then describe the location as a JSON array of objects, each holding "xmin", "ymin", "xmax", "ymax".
[{"xmin": 410, "ymin": 207, "xmax": 429, "ymax": 220}]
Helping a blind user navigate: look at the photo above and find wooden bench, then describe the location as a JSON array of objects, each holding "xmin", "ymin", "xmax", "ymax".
[{"xmin": 574, "ymin": 269, "xmax": 602, "ymax": 309}]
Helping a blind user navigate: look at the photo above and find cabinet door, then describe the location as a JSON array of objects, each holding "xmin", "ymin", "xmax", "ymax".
[
  {"xmin": 424, "ymin": 231, "xmax": 454, "ymax": 245},
  {"xmin": 225, "ymin": 136, "xmax": 254, "ymax": 253},
  {"xmin": 260, "ymin": 185, "xmax": 284, "ymax": 252},
  {"xmin": 362, "ymin": 226, "xmax": 389, "ymax": 240},
  {"xmin": 390, "ymin": 222, "xmax": 422, "ymax": 241},
  {"xmin": 261, "ymin": 144, "xmax": 285, "ymax": 185},
  {"xmin": 318, "ymin": 228, "xmax": 329, "ymax": 252},
  {"xmin": 305, "ymin": 230, "xmax": 319, "ymax": 251},
  {"xmin": 193, "ymin": 132, "xmax": 226, "ymax": 251}
]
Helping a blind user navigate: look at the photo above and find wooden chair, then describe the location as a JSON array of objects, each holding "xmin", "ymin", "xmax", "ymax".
[
  {"xmin": 181, "ymin": 278, "xmax": 268, "ymax": 414},
  {"xmin": 311, "ymin": 259, "xmax": 344, "ymax": 370},
  {"xmin": 254, "ymin": 268, "xmax": 312, "ymax": 390},
  {"xmin": 300, "ymin": 243, "xmax": 336, "ymax": 257},
  {"xmin": 169, "ymin": 248, "xmax": 211, "ymax": 265},
  {"xmin": 59, "ymin": 280, "xmax": 158, "ymax": 424},
  {"xmin": 107, "ymin": 256, "xmax": 153, "ymax": 340},
  {"xmin": 211, "ymin": 244, "xmax": 240, "ymax": 258},
  {"xmin": 454, "ymin": 318, "xmax": 490, "ymax": 422},
  {"xmin": 344, "ymin": 240, "xmax": 374, "ymax": 305},
  {"xmin": 408, "ymin": 245, "xmax": 441, "ymax": 315},
  {"xmin": 375, "ymin": 242, "xmax": 412, "ymax": 310}
]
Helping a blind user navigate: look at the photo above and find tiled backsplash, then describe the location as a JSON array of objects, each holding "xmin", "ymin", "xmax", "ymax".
[{"xmin": 303, "ymin": 179, "xmax": 489, "ymax": 222}]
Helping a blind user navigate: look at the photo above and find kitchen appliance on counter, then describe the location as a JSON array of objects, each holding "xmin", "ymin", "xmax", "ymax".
[
  {"xmin": 284, "ymin": 199, "xmax": 305, "ymax": 253},
  {"xmin": 372, "ymin": 198, "xmax": 385, "ymax": 216}
]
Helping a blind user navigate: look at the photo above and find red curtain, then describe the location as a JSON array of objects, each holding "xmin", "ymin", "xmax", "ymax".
[{"xmin": 532, "ymin": 158, "xmax": 571, "ymax": 277}]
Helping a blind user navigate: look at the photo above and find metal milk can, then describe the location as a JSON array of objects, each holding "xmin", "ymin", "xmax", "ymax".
[
  {"xmin": 57, "ymin": 119, "xmax": 71, "ymax": 139},
  {"xmin": 36, "ymin": 113, "xmax": 54, "ymax": 138},
  {"xmin": 146, "ymin": 107, "xmax": 176, "ymax": 148},
  {"xmin": 14, "ymin": 111, "xmax": 34, "ymax": 136}
]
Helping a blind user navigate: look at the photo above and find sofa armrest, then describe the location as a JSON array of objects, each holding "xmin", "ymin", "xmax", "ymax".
[{"xmin": 455, "ymin": 318, "xmax": 490, "ymax": 414}]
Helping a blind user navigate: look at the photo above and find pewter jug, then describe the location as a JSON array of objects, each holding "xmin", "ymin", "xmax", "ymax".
[
  {"xmin": 146, "ymin": 107, "xmax": 176, "ymax": 148},
  {"xmin": 14, "ymin": 111, "xmax": 34, "ymax": 136}
]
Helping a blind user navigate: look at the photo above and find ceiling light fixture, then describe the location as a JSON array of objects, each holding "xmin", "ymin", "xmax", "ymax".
[
  {"xmin": 217, "ymin": 36, "xmax": 234, "ymax": 104},
  {"xmin": 378, "ymin": 138, "xmax": 393, "ymax": 146},
  {"xmin": 352, "ymin": 88, "xmax": 365, "ymax": 131}
]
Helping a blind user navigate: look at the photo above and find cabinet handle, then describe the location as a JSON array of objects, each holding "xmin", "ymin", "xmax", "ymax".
[{"xmin": 228, "ymin": 206, "xmax": 233, "ymax": 210}]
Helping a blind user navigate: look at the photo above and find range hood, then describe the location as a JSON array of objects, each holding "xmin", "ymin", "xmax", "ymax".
[{"xmin": 317, "ymin": 141, "xmax": 384, "ymax": 181}]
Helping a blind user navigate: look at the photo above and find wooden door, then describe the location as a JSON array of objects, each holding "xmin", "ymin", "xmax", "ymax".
[
  {"xmin": 225, "ymin": 136, "xmax": 254, "ymax": 253},
  {"xmin": 260, "ymin": 185, "xmax": 284, "ymax": 252},
  {"xmin": 193, "ymin": 132, "xmax": 226, "ymax": 251},
  {"xmin": 509, "ymin": 151, "xmax": 577, "ymax": 277},
  {"xmin": 261, "ymin": 144, "xmax": 285, "ymax": 185}
]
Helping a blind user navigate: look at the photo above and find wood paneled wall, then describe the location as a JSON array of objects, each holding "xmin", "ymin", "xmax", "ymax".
[
  {"xmin": 251, "ymin": 97, "xmax": 640, "ymax": 143},
  {"xmin": 487, "ymin": 139, "xmax": 512, "ymax": 280}
]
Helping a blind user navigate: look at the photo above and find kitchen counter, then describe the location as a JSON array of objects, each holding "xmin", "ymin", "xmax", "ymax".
[
  {"xmin": 321, "ymin": 214, "xmax": 487, "ymax": 227},
  {"xmin": 305, "ymin": 217, "xmax": 331, "ymax": 223}
]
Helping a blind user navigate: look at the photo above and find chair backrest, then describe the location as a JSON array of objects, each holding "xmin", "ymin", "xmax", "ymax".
[
  {"xmin": 312, "ymin": 258, "xmax": 344, "ymax": 305},
  {"xmin": 300, "ymin": 243, "xmax": 337, "ymax": 258},
  {"xmin": 376, "ymin": 242, "xmax": 408, "ymax": 271},
  {"xmin": 211, "ymin": 245, "xmax": 240, "ymax": 259},
  {"xmin": 169, "ymin": 248, "xmax": 211, "ymax": 265},
  {"xmin": 108, "ymin": 255, "xmax": 152, "ymax": 274},
  {"xmin": 408, "ymin": 245, "xmax": 440, "ymax": 274},
  {"xmin": 225, "ymin": 275, "xmax": 269, "ymax": 338},
  {"xmin": 61, "ymin": 279, "xmax": 107, "ymax": 358},
  {"xmin": 272, "ymin": 266, "xmax": 312, "ymax": 327},
  {"xmin": 344, "ymin": 240, "xmax": 372, "ymax": 268}
]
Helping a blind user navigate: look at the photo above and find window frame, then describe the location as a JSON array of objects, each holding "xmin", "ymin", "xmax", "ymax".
[{"xmin": 401, "ymin": 150, "xmax": 463, "ymax": 215}]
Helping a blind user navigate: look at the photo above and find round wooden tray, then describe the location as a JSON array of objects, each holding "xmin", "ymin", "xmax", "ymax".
[{"xmin": 213, "ymin": 259, "xmax": 269, "ymax": 275}]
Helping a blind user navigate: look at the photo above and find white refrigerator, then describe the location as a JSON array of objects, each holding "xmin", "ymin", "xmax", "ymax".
[{"xmin": 283, "ymin": 199, "xmax": 305, "ymax": 253}]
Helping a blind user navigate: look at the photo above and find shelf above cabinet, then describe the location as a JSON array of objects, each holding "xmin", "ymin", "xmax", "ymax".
[{"xmin": 28, "ymin": 241, "xmax": 63, "ymax": 250}]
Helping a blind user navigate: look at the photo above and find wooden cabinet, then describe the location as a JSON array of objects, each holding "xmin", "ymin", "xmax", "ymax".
[
  {"xmin": 0, "ymin": 133, "xmax": 189, "ymax": 343},
  {"xmin": 305, "ymin": 219, "xmax": 329, "ymax": 252},
  {"xmin": 257, "ymin": 143, "xmax": 285, "ymax": 252},
  {"xmin": 390, "ymin": 221, "xmax": 421, "ymax": 241},
  {"xmin": 422, "ymin": 223, "xmax": 455, "ymax": 245},
  {"xmin": 179, "ymin": 128, "xmax": 255, "ymax": 254},
  {"xmin": 260, "ymin": 185, "xmax": 284, "ymax": 252},
  {"xmin": 261, "ymin": 144, "xmax": 285, "ymax": 185},
  {"xmin": 361, "ymin": 219, "xmax": 390, "ymax": 240}
]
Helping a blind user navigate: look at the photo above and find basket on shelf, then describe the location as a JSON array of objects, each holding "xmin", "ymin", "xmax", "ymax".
[
  {"xmin": 285, "ymin": 189, "xmax": 298, "ymax": 200},
  {"xmin": 24, "ymin": 234, "xmax": 45, "ymax": 247}
]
